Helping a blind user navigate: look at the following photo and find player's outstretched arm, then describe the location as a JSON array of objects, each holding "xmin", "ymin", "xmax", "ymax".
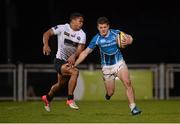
[
  {"xmin": 74, "ymin": 47, "xmax": 93, "ymax": 67},
  {"xmin": 68, "ymin": 44, "xmax": 85, "ymax": 65},
  {"xmin": 43, "ymin": 29, "xmax": 54, "ymax": 56}
]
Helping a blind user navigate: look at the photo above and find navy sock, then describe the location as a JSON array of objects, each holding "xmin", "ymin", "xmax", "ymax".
[
  {"xmin": 105, "ymin": 94, "xmax": 111, "ymax": 100},
  {"xmin": 68, "ymin": 95, "xmax": 74, "ymax": 100}
]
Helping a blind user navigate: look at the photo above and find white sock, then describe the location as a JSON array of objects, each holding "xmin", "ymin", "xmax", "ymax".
[{"xmin": 129, "ymin": 103, "xmax": 136, "ymax": 111}]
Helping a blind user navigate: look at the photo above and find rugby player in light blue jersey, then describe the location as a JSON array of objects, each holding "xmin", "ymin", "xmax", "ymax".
[{"xmin": 75, "ymin": 17, "xmax": 141, "ymax": 115}]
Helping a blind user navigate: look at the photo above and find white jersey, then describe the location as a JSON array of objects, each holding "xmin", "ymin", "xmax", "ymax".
[{"xmin": 52, "ymin": 23, "xmax": 86, "ymax": 61}]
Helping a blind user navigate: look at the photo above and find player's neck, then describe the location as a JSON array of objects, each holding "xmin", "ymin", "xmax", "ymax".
[
  {"xmin": 69, "ymin": 23, "xmax": 79, "ymax": 31},
  {"xmin": 100, "ymin": 30, "xmax": 110, "ymax": 37}
]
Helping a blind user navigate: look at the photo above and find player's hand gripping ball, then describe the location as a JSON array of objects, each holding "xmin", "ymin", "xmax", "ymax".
[{"xmin": 116, "ymin": 31, "xmax": 127, "ymax": 48}]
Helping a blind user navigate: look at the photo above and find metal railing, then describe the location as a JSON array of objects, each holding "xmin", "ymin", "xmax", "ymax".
[
  {"xmin": 23, "ymin": 64, "xmax": 56, "ymax": 101},
  {"xmin": 0, "ymin": 63, "xmax": 179, "ymax": 101},
  {"xmin": 165, "ymin": 64, "xmax": 180, "ymax": 99},
  {"xmin": 0, "ymin": 64, "xmax": 16, "ymax": 101}
]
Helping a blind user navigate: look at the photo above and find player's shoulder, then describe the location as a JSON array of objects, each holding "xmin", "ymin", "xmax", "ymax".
[
  {"xmin": 52, "ymin": 23, "xmax": 66, "ymax": 29},
  {"xmin": 93, "ymin": 33, "xmax": 100, "ymax": 39},
  {"xmin": 91, "ymin": 33, "xmax": 100, "ymax": 42},
  {"xmin": 79, "ymin": 29, "xmax": 86, "ymax": 35},
  {"xmin": 75, "ymin": 29, "xmax": 86, "ymax": 39},
  {"xmin": 63, "ymin": 23, "xmax": 70, "ymax": 29},
  {"xmin": 110, "ymin": 29, "xmax": 120, "ymax": 35}
]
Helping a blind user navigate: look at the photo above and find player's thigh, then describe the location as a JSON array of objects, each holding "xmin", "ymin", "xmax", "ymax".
[
  {"xmin": 117, "ymin": 67, "xmax": 130, "ymax": 83},
  {"xmin": 104, "ymin": 80, "xmax": 115, "ymax": 92}
]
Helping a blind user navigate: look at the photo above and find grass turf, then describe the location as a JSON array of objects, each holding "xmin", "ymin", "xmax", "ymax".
[{"xmin": 0, "ymin": 100, "xmax": 180, "ymax": 123}]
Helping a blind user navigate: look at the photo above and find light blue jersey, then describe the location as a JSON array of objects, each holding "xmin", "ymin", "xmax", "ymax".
[{"xmin": 88, "ymin": 29, "xmax": 123, "ymax": 66}]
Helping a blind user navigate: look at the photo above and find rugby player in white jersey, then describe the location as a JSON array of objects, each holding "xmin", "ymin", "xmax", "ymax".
[
  {"xmin": 74, "ymin": 17, "xmax": 141, "ymax": 115},
  {"xmin": 41, "ymin": 13, "xmax": 86, "ymax": 111}
]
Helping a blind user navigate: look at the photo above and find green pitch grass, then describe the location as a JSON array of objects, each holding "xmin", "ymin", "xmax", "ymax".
[{"xmin": 0, "ymin": 100, "xmax": 180, "ymax": 123}]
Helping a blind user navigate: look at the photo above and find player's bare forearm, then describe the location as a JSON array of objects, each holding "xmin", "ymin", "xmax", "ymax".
[
  {"xmin": 74, "ymin": 44, "xmax": 86, "ymax": 58},
  {"xmin": 43, "ymin": 29, "xmax": 54, "ymax": 45},
  {"xmin": 74, "ymin": 48, "xmax": 92, "ymax": 66},
  {"xmin": 42, "ymin": 29, "xmax": 54, "ymax": 55},
  {"xmin": 74, "ymin": 51, "xmax": 87, "ymax": 66},
  {"xmin": 67, "ymin": 44, "xmax": 85, "ymax": 65}
]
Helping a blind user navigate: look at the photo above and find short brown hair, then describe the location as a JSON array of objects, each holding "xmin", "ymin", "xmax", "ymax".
[{"xmin": 97, "ymin": 17, "xmax": 109, "ymax": 25}]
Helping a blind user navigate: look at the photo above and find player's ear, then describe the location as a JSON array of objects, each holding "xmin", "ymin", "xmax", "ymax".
[
  {"xmin": 97, "ymin": 25, "xmax": 100, "ymax": 30},
  {"xmin": 97, "ymin": 24, "xmax": 99, "ymax": 28}
]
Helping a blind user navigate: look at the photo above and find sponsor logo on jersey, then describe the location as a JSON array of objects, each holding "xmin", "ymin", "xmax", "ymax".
[
  {"xmin": 71, "ymin": 34, "xmax": 76, "ymax": 37},
  {"xmin": 64, "ymin": 31, "xmax": 70, "ymax": 36},
  {"xmin": 77, "ymin": 36, "xmax": 81, "ymax": 41},
  {"xmin": 100, "ymin": 39, "xmax": 106, "ymax": 44},
  {"xmin": 64, "ymin": 39, "xmax": 78, "ymax": 47}
]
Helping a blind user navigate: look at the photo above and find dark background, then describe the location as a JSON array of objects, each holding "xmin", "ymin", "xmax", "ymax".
[{"xmin": 0, "ymin": 0, "xmax": 179, "ymax": 65}]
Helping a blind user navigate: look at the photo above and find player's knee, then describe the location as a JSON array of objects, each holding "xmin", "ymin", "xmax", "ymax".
[{"xmin": 123, "ymin": 79, "xmax": 132, "ymax": 88}]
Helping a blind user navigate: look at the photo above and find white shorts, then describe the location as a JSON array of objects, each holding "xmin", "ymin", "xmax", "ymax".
[{"xmin": 102, "ymin": 59, "xmax": 127, "ymax": 81}]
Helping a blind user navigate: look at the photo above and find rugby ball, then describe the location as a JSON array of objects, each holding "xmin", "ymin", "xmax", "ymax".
[{"xmin": 116, "ymin": 31, "xmax": 127, "ymax": 48}]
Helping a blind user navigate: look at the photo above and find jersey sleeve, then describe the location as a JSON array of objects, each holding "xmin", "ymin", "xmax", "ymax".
[
  {"xmin": 51, "ymin": 25, "xmax": 64, "ymax": 35},
  {"xmin": 87, "ymin": 35, "xmax": 99, "ymax": 50},
  {"xmin": 111, "ymin": 29, "xmax": 120, "ymax": 35},
  {"xmin": 78, "ymin": 32, "xmax": 86, "ymax": 44},
  {"xmin": 116, "ymin": 29, "xmax": 121, "ymax": 33}
]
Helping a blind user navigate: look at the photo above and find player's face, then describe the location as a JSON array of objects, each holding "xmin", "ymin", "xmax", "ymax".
[
  {"xmin": 71, "ymin": 17, "xmax": 84, "ymax": 31},
  {"xmin": 97, "ymin": 23, "xmax": 109, "ymax": 36}
]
